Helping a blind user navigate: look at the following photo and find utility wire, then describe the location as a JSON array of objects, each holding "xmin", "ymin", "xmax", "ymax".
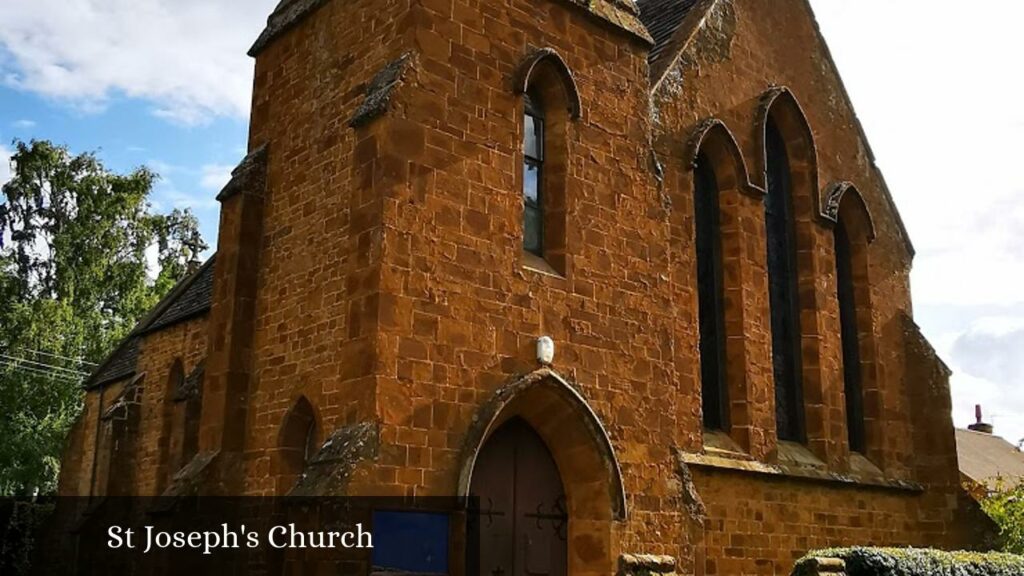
[
  {"xmin": 0, "ymin": 361, "xmax": 82, "ymax": 383},
  {"xmin": 17, "ymin": 348, "xmax": 98, "ymax": 368},
  {"xmin": 0, "ymin": 354, "xmax": 89, "ymax": 377},
  {"xmin": 0, "ymin": 358, "xmax": 80, "ymax": 377}
]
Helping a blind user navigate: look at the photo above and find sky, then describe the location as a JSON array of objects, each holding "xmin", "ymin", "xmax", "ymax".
[{"xmin": 0, "ymin": 0, "xmax": 1021, "ymax": 445}]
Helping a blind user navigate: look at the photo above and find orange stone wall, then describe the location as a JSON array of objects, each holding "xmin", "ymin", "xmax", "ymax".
[{"xmin": 56, "ymin": 0, "xmax": 986, "ymax": 574}]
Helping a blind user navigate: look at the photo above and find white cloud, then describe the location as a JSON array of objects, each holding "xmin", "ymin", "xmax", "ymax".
[
  {"xmin": 12, "ymin": 119, "xmax": 36, "ymax": 129},
  {"xmin": 0, "ymin": 144, "xmax": 12, "ymax": 187},
  {"xmin": 199, "ymin": 163, "xmax": 234, "ymax": 192},
  {"xmin": 0, "ymin": 0, "xmax": 278, "ymax": 125},
  {"xmin": 812, "ymin": 0, "xmax": 1024, "ymax": 443},
  {"xmin": 946, "ymin": 320, "xmax": 1024, "ymax": 445},
  {"xmin": 0, "ymin": 0, "xmax": 1019, "ymax": 444}
]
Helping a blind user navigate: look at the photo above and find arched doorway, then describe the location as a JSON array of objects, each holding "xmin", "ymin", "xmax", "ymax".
[{"xmin": 469, "ymin": 418, "xmax": 567, "ymax": 576}]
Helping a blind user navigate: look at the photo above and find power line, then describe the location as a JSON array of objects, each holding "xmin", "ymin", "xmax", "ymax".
[
  {"xmin": 0, "ymin": 354, "xmax": 89, "ymax": 377},
  {"xmin": 17, "ymin": 348, "xmax": 98, "ymax": 368},
  {"xmin": 0, "ymin": 360, "xmax": 82, "ymax": 383}
]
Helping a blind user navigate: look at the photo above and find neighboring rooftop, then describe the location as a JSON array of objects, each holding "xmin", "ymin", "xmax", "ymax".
[{"xmin": 956, "ymin": 427, "xmax": 1024, "ymax": 489}]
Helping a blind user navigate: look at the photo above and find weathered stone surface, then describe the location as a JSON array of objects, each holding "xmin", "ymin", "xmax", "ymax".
[
  {"xmin": 289, "ymin": 422, "xmax": 380, "ymax": 497},
  {"xmin": 58, "ymin": 0, "xmax": 987, "ymax": 573},
  {"xmin": 215, "ymin": 144, "xmax": 268, "ymax": 202},
  {"xmin": 619, "ymin": 553, "xmax": 678, "ymax": 575},
  {"xmin": 349, "ymin": 53, "xmax": 415, "ymax": 128}
]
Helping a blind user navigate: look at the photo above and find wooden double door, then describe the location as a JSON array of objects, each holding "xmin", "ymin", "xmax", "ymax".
[{"xmin": 469, "ymin": 418, "xmax": 568, "ymax": 576}]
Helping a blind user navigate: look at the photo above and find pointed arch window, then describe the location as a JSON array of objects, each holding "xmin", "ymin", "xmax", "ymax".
[
  {"xmin": 765, "ymin": 118, "xmax": 805, "ymax": 442},
  {"xmin": 835, "ymin": 219, "xmax": 865, "ymax": 453},
  {"xmin": 523, "ymin": 91, "xmax": 545, "ymax": 257},
  {"xmin": 276, "ymin": 396, "xmax": 318, "ymax": 491},
  {"xmin": 516, "ymin": 49, "xmax": 577, "ymax": 276},
  {"xmin": 694, "ymin": 153, "xmax": 728, "ymax": 431}
]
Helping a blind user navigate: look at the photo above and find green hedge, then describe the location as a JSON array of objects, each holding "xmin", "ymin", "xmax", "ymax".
[{"xmin": 795, "ymin": 547, "xmax": 1024, "ymax": 576}]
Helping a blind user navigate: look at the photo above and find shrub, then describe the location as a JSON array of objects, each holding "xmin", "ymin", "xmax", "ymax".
[
  {"xmin": 0, "ymin": 500, "xmax": 55, "ymax": 576},
  {"xmin": 794, "ymin": 547, "xmax": 1024, "ymax": 576},
  {"xmin": 981, "ymin": 480, "xmax": 1024, "ymax": 554}
]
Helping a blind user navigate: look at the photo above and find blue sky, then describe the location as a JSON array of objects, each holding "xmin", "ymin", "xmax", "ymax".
[
  {"xmin": 1, "ymin": 0, "xmax": 1022, "ymax": 444},
  {"xmin": 0, "ymin": 85, "xmax": 247, "ymax": 245}
]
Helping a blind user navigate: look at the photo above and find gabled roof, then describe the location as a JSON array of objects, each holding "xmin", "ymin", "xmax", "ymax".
[
  {"xmin": 84, "ymin": 257, "xmax": 217, "ymax": 390},
  {"xmin": 636, "ymin": 0, "xmax": 700, "ymax": 75},
  {"xmin": 143, "ymin": 259, "xmax": 217, "ymax": 334},
  {"xmin": 956, "ymin": 428, "xmax": 1024, "ymax": 488}
]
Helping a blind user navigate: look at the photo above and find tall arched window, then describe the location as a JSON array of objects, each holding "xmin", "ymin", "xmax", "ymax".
[
  {"xmin": 159, "ymin": 358, "xmax": 185, "ymax": 490},
  {"xmin": 175, "ymin": 361, "xmax": 203, "ymax": 472},
  {"xmin": 523, "ymin": 91, "xmax": 545, "ymax": 257},
  {"xmin": 276, "ymin": 396, "xmax": 318, "ymax": 491},
  {"xmin": 516, "ymin": 49, "xmax": 577, "ymax": 276},
  {"xmin": 764, "ymin": 118, "xmax": 805, "ymax": 442},
  {"xmin": 835, "ymin": 219, "xmax": 865, "ymax": 453},
  {"xmin": 694, "ymin": 153, "xmax": 728, "ymax": 431},
  {"xmin": 101, "ymin": 376, "xmax": 145, "ymax": 496},
  {"xmin": 829, "ymin": 184, "xmax": 877, "ymax": 458}
]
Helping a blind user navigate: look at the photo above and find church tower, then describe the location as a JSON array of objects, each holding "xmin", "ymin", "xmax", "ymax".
[{"xmin": 57, "ymin": 1, "xmax": 988, "ymax": 574}]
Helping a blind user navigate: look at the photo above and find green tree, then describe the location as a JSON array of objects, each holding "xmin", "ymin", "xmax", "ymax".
[
  {"xmin": 982, "ymin": 480, "xmax": 1024, "ymax": 555},
  {"xmin": 0, "ymin": 139, "xmax": 206, "ymax": 496}
]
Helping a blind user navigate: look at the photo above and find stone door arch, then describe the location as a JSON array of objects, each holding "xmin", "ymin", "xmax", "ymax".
[
  {"xmin": 470, "ymin": 418, "xmax": 567, "ymax": 576},
  {"xmin": 460, "ymin": 368, "xmax": 626, "ymax": 575}
]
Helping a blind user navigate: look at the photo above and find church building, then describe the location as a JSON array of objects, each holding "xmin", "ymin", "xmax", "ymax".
[{"xmin": 56, "ymin": 0, "xmax": 988, "ymax": 573}]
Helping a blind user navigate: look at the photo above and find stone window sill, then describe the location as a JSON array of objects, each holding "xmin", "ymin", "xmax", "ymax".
[
  {"xmin": 521, "ymin": 251, "xmax": 565, "ymax": 279},
  {"xmin": 681, "ymin": 440, "xmax": 923, "ymax": 493}
]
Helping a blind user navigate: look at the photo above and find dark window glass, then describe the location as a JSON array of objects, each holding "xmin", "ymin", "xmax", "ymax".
[
  {"xmin": 694, "ymin": 154, "xmax": 729, "ymax": 431},
  {"xmin": 523, "ymin": 93, "xmax": 545, "ymax": 256},
  {"xmin": 765, "ymin": 119, "xmax": 805, "ymax": 442},
  {"xmin": 836, "ymin": 220, "xmax": 866, "ymax": 453}
]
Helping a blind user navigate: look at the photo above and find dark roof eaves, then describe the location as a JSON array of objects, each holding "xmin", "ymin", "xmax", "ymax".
[{"xmin": 83, "ymin": 337, "xmax": 141, "ymax": 391}]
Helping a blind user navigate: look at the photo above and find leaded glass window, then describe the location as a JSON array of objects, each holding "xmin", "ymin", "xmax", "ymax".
[
  {"xmin": 695, "ymin": 154, "xmax": 729, "ymax": 431},
  {"xmin": 836, "ymin": 219, "xmax": 866, "ymax": 453},
  {"xmin": 765, "ymin": 119, "xmax": 805, "ymax": 443},
  {"xmin": 523, "ymin": 92, "xmax": 545, "ymax": 256}
]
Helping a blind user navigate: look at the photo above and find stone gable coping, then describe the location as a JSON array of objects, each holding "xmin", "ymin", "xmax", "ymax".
[
  {"xmin": 216, "ymin": 145, "xmax": 269, "ymax": 202},
  {"xmin": 288, "ymin": 422, "xmax": 381, "ymax": 497},
  {"xmin": 348, "ymin": 53, "xmax": 415, "ymax": 129},
  {"xmin": 248, "ymin": 0, "xmax": 331, "ymax": 57}
]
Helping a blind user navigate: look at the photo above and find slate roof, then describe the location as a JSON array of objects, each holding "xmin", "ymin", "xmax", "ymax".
[
  {"xmin": 636, "ymin": 0, "xmax": 700, "ymax": 71},
  {"xmin": 84, "ymin": 257, "xmax": 217, "ymax": 390},
  {"xmin": 144, "ymin": 259, "xmax": 217, "ymax": 334},
  {"xmin": 956, "ymin": 428, "xmax": 1024, "ymax": 488},
  {"xmin": 88, "ymin": 337, "xmax": 141, "ymax": 389}
]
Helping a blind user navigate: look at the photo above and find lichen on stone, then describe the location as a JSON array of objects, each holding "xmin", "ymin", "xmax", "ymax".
[
  {"xmin": 348, "ymin": 52, "xmax": 415, "ymax": 129},
  {"xmin": 678, "ymin": 0, "xmax": 737, "ymax": 71},
  {"xmin": 289, "ymin": 421, "xmax": 380, "ymax": 497}
]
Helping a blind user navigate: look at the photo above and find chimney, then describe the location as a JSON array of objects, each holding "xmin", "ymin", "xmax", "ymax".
[{"xmin": 968, "ymin": 404, "xmax": 994, "ymax": 434}]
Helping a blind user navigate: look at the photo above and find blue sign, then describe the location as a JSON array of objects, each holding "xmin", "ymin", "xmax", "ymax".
[{"xmin": 371, "ymin": 510, "xmax": 449, "ymax": 574}]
